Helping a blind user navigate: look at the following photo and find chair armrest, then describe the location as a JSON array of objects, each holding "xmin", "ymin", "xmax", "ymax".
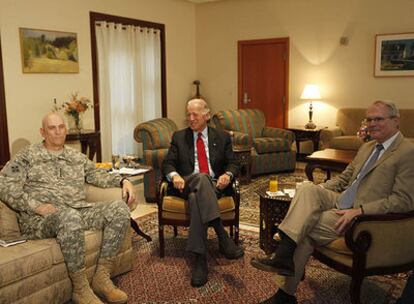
[
  {"xmin": 232, "ymin": 131, "xmax": 252, "ymax": 148},
  {"xmin": 157, "ymin": 178, "xmax": 240, "ymax": 208},
  {"xmin": 344, "ymin": 211, "xmax": 414, "ymax": 267},
  {"xmin": 319, "ymin": 127, "xmax": 343, "ymax": 149},
  {"xmin": 262, "ymin": 127, "xmax": 295, "ymax": 143},
  {"xmin": 157, "ymin": 180, "xmax": 169, "ymax": 208},
  {"xmin": 142, "ymin": 149, "xmax": 169, "ymax": 169}
]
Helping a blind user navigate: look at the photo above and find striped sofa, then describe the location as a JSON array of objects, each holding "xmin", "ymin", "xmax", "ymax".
[
  {"xmin": 212, "ymin": 109, "xmax": 296, "ymax": 175},
  {"xmin": 134, "ymin": 118, "xmax": 178, "ymax": 202}
]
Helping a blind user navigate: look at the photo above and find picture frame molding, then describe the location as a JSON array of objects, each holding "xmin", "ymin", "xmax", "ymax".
[
  {"xmin": 374, "ymin": 32, "xmax": 414, "ymax": 77},
  {"xmin": 19, "ymin": 27, "xmax": 79, "ymax": 74}
]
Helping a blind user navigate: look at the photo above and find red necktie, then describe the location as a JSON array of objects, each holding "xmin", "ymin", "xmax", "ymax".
[{"xmin": 197, "ymin": 132, "xmax": 209, "ymax": 174}]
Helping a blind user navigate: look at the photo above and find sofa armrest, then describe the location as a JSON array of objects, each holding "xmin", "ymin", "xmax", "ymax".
[
  {"xmin": 319, "ymin": 127, "xmax": 343, "ymax": 149},
  {"xmin": 262, "ymin": 127, "xmax": 294, "ymax": 143}
]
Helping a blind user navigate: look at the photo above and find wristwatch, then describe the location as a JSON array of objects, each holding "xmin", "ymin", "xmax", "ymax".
[{"xmin": 225, "ymin": 171, "xmax": 234, "ymax": 180}]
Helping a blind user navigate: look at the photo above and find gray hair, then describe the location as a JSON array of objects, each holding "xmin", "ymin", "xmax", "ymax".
[
  {"xmin": 373, "ymin": 100, "xmax": 400, "ymax": 117},
  {"xmin": 187, "ymin": 98, "xmax": 211, "ymax": 115}
]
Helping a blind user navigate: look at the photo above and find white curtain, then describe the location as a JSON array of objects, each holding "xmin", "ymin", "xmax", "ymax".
[{"xmin": 95, "ymin": 22, "xmax": 161, "ymax": 161}]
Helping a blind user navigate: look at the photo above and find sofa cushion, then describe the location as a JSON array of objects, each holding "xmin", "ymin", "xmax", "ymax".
[
  {"xmin": 0, "ymin": 201, "xmax": 21, "ymax": 238},
  {"xmin": 329, "ymin": 136, "xmax": 364, "ymax": 151},
  {"xmin": 0, "ymin": 241, "xmax": 53, "ymax": 288},
  {"xmin": 336, "ymin": 108, "xmax": 367, "ymax": 135},
  {"xmin": 253, "ymin": 137, "xmax": 291, "ymax": 154},
  {"xmin": 162, "ymin": 196, "xmax": 235, "ymax": 214}
]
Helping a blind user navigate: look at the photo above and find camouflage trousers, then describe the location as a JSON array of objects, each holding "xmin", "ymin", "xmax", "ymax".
[{"xmin": 20, "ymin": 200, "xmax": 130, "ymax": 273}]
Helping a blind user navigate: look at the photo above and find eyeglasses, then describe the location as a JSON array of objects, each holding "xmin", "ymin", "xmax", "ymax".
[{"xmin": 365, "ymin": 116, "xmax": 395, "ymax": 123}]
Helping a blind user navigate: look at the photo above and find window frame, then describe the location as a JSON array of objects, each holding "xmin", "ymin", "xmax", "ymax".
[{"xmin": 89, "ymin": 11, "xmax": 167, "ymax": 161}]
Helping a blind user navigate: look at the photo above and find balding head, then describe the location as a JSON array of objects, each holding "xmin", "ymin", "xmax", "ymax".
[{"xmin": 40, "ymin": 112, "xmax": 67, "ymax": 151}]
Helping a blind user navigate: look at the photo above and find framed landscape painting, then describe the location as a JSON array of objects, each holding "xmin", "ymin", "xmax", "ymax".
[
  {"xmin": 19, "ymin": 28, "xmax": 79, "ymax": 73},
  {"xmin": 374, "ymin": 32, "xmax": 414, "ymax": 77}
]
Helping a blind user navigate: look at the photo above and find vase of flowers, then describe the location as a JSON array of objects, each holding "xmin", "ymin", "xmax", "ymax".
[
  {"xmin": 53, "ymin": 92, "xmax": 92, "ymax": 132},
  {"xmin": 357, "ymin": 119, "xmax": 372, "ymax": 142}
]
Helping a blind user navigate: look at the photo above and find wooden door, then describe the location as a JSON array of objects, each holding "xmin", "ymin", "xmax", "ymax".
[
  {"xmin": 0, "ymin": 37, "xmax": 10, "ymax": 168},
  {"xmin": 238, "ymin": 38, "xmax": 289, "ymax": 128}
]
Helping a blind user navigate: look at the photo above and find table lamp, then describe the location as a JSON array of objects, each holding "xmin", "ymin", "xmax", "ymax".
[{"xmin": 300, "ymin": 84, "xmax": 321, "ymax": 129}]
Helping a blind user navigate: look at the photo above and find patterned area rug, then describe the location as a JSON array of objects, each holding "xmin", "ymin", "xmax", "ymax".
[{"xmin": 116, "ymin": 212, "xmax": 407, "ymax": 304}]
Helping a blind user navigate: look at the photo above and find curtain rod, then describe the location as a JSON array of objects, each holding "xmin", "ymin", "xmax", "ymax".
[{"xmin": 95, "ymin": 21, "xmax": 159, "ymax": 33}]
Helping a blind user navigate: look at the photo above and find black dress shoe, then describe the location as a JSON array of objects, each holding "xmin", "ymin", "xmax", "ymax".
[
  {"xmin": 260, "ymin": 289, "xmax": 297, "ymax": 304},
  {"xmin": 250, "ymin": 253, "xmax": 295, "ymax": 276},
  {"xmin": 219, "ymin": 238, "xmax": 244, "ymax": 260},
  {"xmin": 191, "ymin": 254, "xmax": 208, "ymax": 287}
]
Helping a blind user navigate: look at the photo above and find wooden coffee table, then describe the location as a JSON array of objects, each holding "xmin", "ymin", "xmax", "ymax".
[{"xmin": 305, "ymin": 149, "xmax": 356, "ymax": 181}]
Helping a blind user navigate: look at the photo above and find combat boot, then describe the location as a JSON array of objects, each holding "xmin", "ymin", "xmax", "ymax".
[
  {"xmin": 91, "ymin": 257, "xmax": 128, "ymax": 304},
  {"xmin": 69, "ymin": 268, "xmax": 103, "ymax": 304}
]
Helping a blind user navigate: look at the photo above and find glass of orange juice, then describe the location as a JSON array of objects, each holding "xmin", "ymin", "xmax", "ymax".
[{"xmin": 269, "ymin": 179, "xmax": 278, "ymax": 192}]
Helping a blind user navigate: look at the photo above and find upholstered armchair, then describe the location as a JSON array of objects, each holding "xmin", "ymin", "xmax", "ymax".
[
  {"xmin": 134, "ymin": 118, "xmax": 178, "ymax": 202},
  {"xmin": 313, "ymin": 211, "xmax": 414, "ymax": 304},
  {"xmin": 157, "ymin": 179, "xmax": 240, "ymax": 258},
  {"xmin": 212, "ymin": 109, "xmax": 296, "ymax": 175}
]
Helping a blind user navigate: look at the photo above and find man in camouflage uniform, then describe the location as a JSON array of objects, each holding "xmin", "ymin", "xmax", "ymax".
[{"xmin": 0, "ymin": 113, "xmax": 135, "ymax": 304}]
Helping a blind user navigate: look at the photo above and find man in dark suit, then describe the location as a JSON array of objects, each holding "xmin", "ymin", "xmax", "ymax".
[
  {"xmin": 162, "ymin": 98, "xmax": 244, "ymax": 287},
  {"xmin": 396, "ymin": 272, "xmax": 414, "ymax": 304},
  {"xmin": 251, "ymin": 100, "xmax": 414, "ymax": 304}
]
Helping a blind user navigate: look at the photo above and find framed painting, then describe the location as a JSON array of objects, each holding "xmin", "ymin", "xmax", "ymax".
[
  {"xmin": 19, "ymin": 28, "xmax": 79, "ymax": 73},
  {"xmin": 374, "ymin": 32, "xmax": 414, "ymax": 77}
]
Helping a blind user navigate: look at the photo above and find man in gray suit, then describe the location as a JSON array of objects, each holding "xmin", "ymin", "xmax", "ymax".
[
  {"xmin": 162, "ymin": 99, "xmax": 243, "ymax": 287},
  {"xmin": 251, "ymin": 100, "xmax": 414, "ymax": 304}
]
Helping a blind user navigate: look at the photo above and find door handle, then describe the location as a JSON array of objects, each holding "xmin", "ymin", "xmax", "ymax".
[{"xmin": 243, "ymin": 92, "xmax": 251, "ymax": 104}]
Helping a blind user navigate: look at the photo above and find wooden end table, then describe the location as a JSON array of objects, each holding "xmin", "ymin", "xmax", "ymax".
[
  {"xmin": 233, "ymin": 146, "xmax": 252, "ymax": 185},
  {"xmin": 305, "ymin": 149, "xmax": 356, "ymax": 181},
  {"xmin": 66, "ymin": 129, "xmax": 101, "ymax": 162},
  {"xmin": 287, "ymin": 126, "xmax": 325, "ymax": 161},
  {"xmin": 256, "ymin": 185, "xmax": 293, "ymax": 254}
]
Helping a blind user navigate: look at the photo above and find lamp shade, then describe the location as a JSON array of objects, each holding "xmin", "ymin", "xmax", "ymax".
[{"xmin": 300, "ymin": 84, "xmax": 321, "ymax": 100}]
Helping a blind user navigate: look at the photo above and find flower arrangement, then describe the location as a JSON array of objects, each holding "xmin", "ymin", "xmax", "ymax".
[
  {"xmin": 357, "ymin": 119, "xmax": 372, "ymax": 142},
  {"xmin": 53, "ymin": 92, "xmax": 92, "ymax": 131}
]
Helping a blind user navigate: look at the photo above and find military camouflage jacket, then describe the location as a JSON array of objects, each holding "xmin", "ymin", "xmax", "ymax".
[{"xmin": 0, "ymin": 143, "xmax": 123, "ymax": 215}]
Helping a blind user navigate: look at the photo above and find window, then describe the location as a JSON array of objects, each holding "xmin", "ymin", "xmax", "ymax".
[{"xmin": 90, "ymin": 12, "xmax": 166, "ymax": 161}]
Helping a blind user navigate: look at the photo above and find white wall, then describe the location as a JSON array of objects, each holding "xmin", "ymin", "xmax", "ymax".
[
  {"xmin": 195, "ymin": 0, "xmax": 414, "ymax": 128},
  {"xmin": 0, "ymin": 0, "xmax": 197, "ymax": 156}
]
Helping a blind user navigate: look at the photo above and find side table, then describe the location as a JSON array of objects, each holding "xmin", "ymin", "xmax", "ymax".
[
  {"xmin": 66, "ymin": 129, "xmax": 101, "ymax": 162},
  {"xmin": 287, "ymin": 127, "xmax": 325, "ymax": 161},
  {"xmin": 256, "ymin": 186, "xmax": 292, "ymax": 254},
  {"xmin": 233, "ymin": 146, "xmax": 252, "ymax": 185}
]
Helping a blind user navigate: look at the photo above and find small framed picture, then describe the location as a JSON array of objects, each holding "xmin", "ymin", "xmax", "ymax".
[
  {"xmin": 19, "ymin": 27, "xmax": 79, "ymax": 73},
  {"xmin": 374, "ymin": 32, "xmax": 414, "ymax": 77}
]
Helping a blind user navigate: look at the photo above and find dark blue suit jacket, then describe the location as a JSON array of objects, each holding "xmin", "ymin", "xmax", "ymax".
[{"xmin": 162, "ymin": 127, "xmax": 239, "ymax": 179}]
